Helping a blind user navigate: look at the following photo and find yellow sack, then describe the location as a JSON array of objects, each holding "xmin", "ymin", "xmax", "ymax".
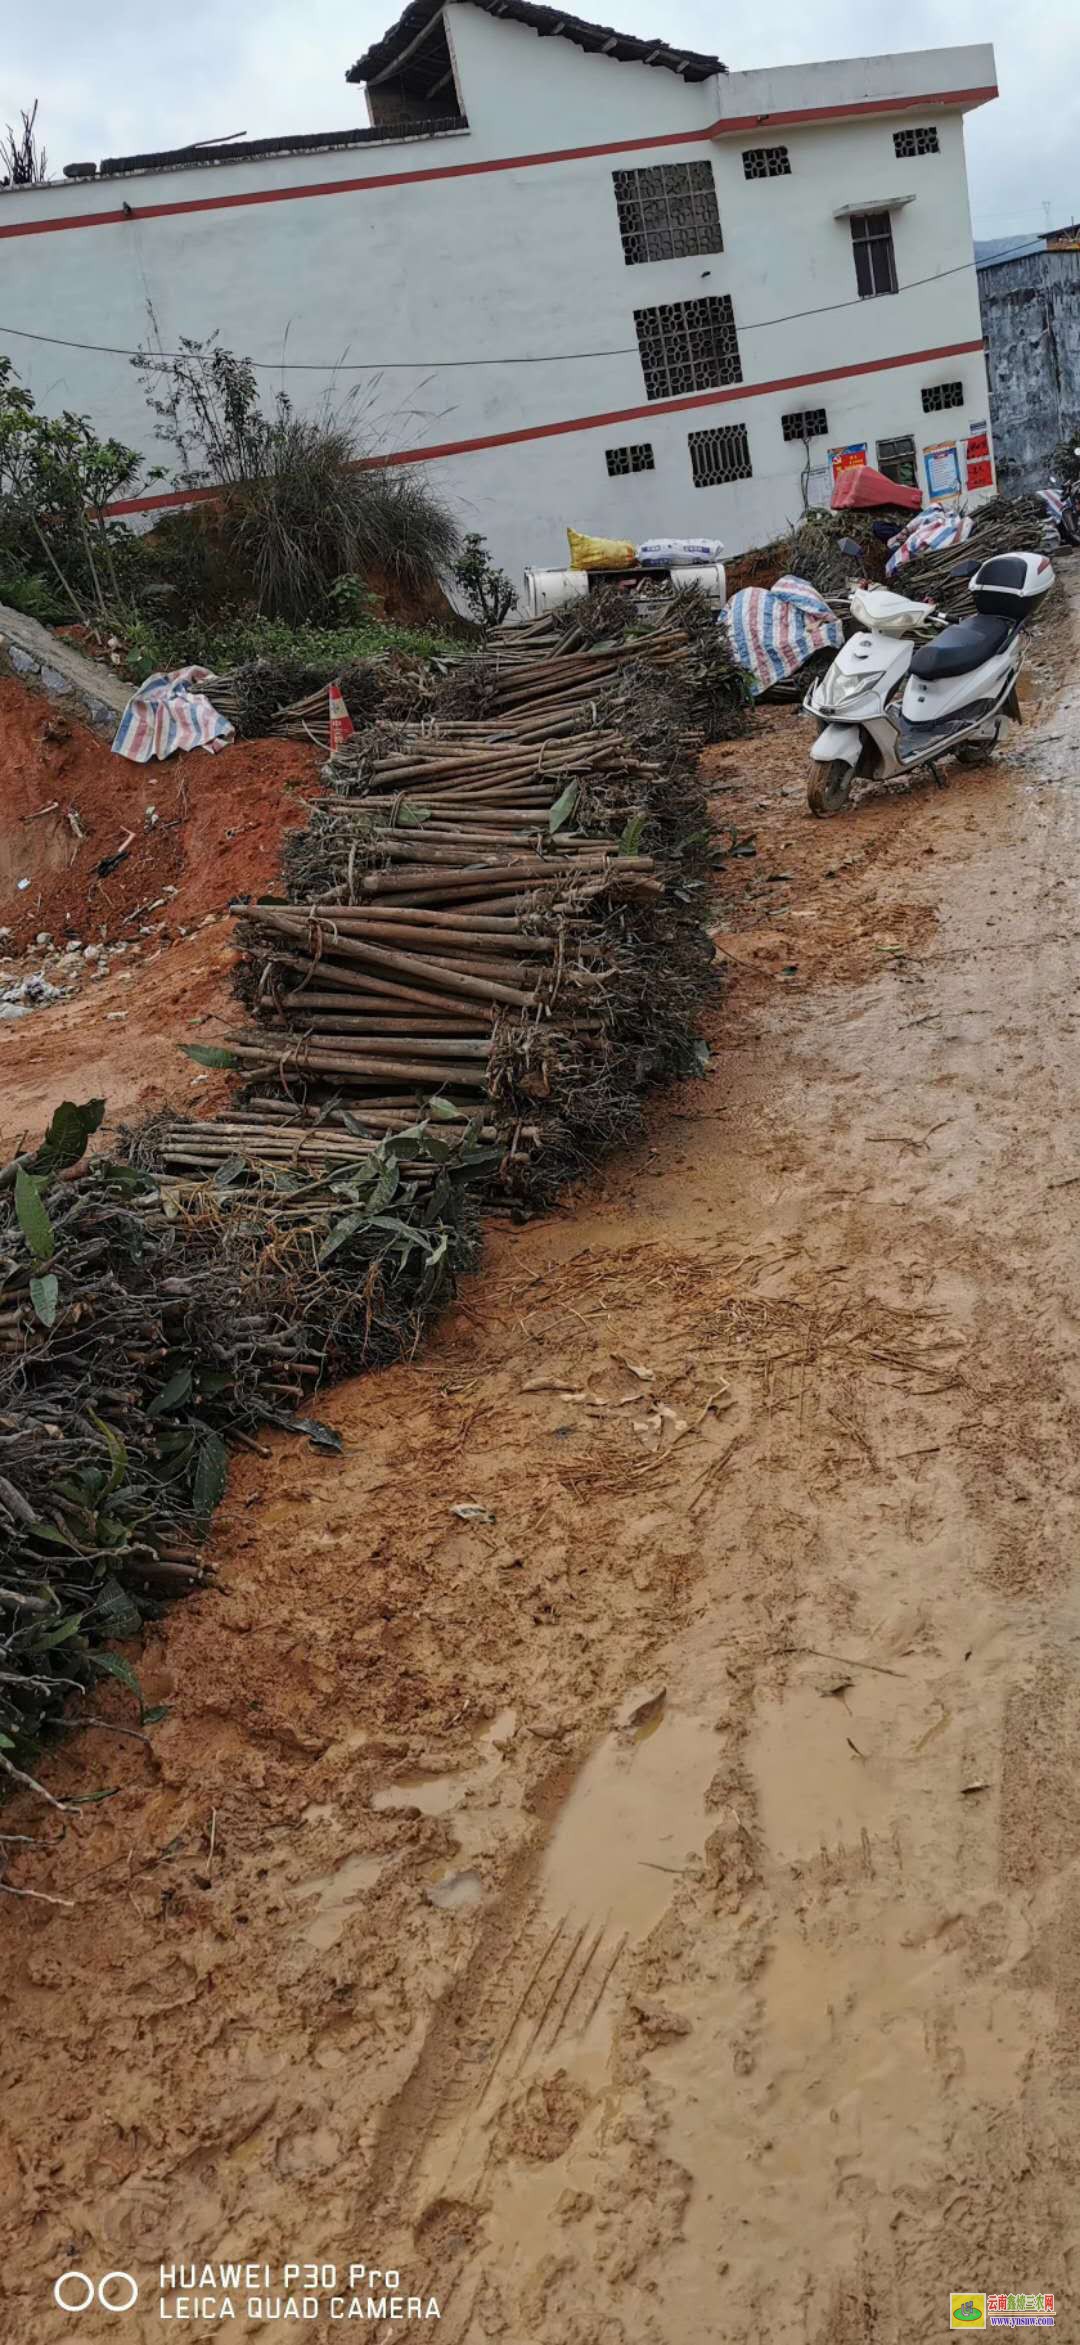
[{"xmin": 567, "ymin": 527, "xmax": 636, "ymax": 571}]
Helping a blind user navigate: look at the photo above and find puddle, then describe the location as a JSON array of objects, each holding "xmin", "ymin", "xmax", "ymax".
[
  {"xmin": 538, "ymin": 1708, "xmax": 719, "ymax": 1946},
  {"xmin": 294, "ymin": 1851, "xmax": 385, "ymax": 1951},
  {"xmin": 426, "ymin": 1867, "xmax": 484, "ymax": 1911},
  {"xmin": 372, "ymin": 1773, "xmax": 464, "ymax": 1817},
  {"xmin": 371, "ymin": 1709, "xmax": 521, "ymax": 1834}
]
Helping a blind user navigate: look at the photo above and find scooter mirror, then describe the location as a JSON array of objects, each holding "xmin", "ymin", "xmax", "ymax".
[
  {"xmin": 951, "ymin": 559, "xmax": 981, "ymax": 578},
  {"xmin": 838, "ymin": 537, "xmax": 863, "ymax": 560}
]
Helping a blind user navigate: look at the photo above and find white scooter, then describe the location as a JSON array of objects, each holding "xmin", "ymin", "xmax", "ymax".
[{"xmin": 805, "ymin": 551, "xmax": 1055, "ymax": 815}]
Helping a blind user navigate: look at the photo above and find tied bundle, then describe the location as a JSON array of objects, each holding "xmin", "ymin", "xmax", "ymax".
[
  {"xmin": 0, "ymin": 1099, "xmax": 487, "ymax": 1782},
  {"xmin": 222, "ymin": 607, "xmax": 723, "ymax": 1200}
]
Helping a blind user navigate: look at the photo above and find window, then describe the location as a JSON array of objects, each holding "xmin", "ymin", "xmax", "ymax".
[
  {"xmin": 612, "ymin": 162, "xmax": 723, "ymax": 266},
  {"xmin": 877, "ymin": 433, "xmax": 918, "ymax": 488},
  {"xmin": 850, "ymin": 210, "xmax": 898, "ymax": 298},
  {"xmin": 922, "ymin": 380, "xmax": 964, "ymax": 413},
  {"xmin": 894, "ymin": 125, "xmax": 939, "ymax": 157},
  {"xmin": 743, "ymin": 145, "xmax": 791, "ymax": 179},
  {"xmin": 634, "ymin": 295, "xmax": 742, "ymax": 402},
  {"xmin": 605, "ymin": 443, "xmax": 655, "ymax": 476},
  {"xmin": 782, "ymin": 407, "xmax": 829, "ymax": 442},
  {"xmin": 689, "ymin": 424, "xmax": 752, "ymax": 487}
]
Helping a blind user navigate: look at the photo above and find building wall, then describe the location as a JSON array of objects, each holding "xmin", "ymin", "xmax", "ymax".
[
  {"xmin": 979, "ymin": 249, "xmax": 1080, "ymax": 488},
  {"xmin": 0, "ymin": 21, "xmax": 994, "ymax": 586}
]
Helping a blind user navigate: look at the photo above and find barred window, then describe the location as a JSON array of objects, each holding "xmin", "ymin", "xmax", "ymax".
[
  {"xmin": 688, "ymin": 424, "xmax": 752, "ymax": 487},
  {"xmin": 634, "ymin": 294, "xmax": 742, "ymax": 402},
  {"xmin": 922, "ymin": 380, "xmax": 964, "ymax": 412},
  {"xmin": 605, "ymin": 443, "xmax": 655, "ymax": 476},
  {"xmin": 877, "ymin": 432, "xmax": 918, "ymax": 487},
  {"xmin": 851, "ymin": 209, "xmax": 898, "ymax": 298},
  {"xmin": 894, "ymin": 125, "xmax": 939, "ymax": 157},
  {"xmin": 612, "ymin": 161, "xmax": 723, "ymax": 266},
  {"xmin": 743, "ymin": 145, "xmax": 791, "ymax": 178},
  {"xmin": 782, "ymin": 407, "xmax": 829, "ymax": 442}
]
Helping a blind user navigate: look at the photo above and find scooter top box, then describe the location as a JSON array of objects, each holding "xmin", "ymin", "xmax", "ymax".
[{"xmin": 970, "ymin": 552, "xmax": 1055, "ymax": 619}]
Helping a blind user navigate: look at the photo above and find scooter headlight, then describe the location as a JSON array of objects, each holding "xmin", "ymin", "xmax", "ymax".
[{"xmin": 824, "ymin": 667, "xmax": 886, "ymax": 710}]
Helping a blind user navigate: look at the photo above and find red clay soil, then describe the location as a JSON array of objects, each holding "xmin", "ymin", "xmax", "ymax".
[
  {"xmin": 0, "ymin": 674, "xmax": 321, "ymax": 1151},
  {"xmin": 0, "ymin": 676, "xmax": 316, "ymax": 951}
]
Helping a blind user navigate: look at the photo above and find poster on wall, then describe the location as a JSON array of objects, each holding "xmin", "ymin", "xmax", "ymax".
[
  {"xmin": 828, "ymin": 442, "xmax": 868, "ymax": 484},
  {"xmin": 924, "ymin": 440, "xmax": 963, "ymax": 499},
  {"xmin": 806, "ymin": 466, "xmax": 832, "ymax": 510},
  {"xmin": 965, "ymin": 428, "xmax": 995, "ymax": 492}
]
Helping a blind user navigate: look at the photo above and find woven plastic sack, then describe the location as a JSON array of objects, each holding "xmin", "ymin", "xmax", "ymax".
[{"xmin": 567, "ymin": 527, "xmax": 636, "ymax": 571}]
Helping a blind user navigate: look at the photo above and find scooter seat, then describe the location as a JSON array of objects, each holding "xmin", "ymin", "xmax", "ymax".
[{"xmin": 909, "ymin": 613, "xmax": 1013, "ymax": 680}]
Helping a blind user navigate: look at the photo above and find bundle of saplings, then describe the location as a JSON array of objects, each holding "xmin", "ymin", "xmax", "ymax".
[{"xmin": 0, "ymin": 1097, "xmax": 487, "ymax": 1785}]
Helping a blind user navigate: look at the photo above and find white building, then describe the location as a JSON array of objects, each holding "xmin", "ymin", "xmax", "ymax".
[{"xmin": 0, "ymin": 2, "xmax": 997, "ymax": 586}]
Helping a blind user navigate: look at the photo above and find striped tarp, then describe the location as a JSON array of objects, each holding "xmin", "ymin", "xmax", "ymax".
[
  {"xmin": 885, "ymin": 506, "xmax": 972, "ymax": 577},
  {"xmin": 722, "ymin": 573, "xmax": 843, "ymax": 697},
  {"xmin": 112, "ymin": 667, "xmax": 234, "ymax": 762}
]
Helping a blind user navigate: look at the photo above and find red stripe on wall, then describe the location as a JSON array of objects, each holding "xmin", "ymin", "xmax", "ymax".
[
  {"xmin": 0, "ymin": 85, "xmax": 998, "ymax": 242},
  {"xmin": 103, "ymin": 337, "xmax": 987, "ymax": 514}
]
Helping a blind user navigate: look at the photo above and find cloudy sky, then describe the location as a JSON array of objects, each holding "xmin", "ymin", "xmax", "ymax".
[{"xmin": 1, "ymin": 0, "xmax": 1069, "ymax": 245}]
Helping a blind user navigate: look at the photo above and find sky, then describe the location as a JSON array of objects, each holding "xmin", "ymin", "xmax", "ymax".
[{"xmin": 1, "ymin": 0, "xmax": 1074, "ymax": 246}]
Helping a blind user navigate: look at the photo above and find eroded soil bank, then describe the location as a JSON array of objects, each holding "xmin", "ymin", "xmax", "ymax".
[{"xmin": 3, "ymin": 603, "xmax": 1080, "ymax": 2343}]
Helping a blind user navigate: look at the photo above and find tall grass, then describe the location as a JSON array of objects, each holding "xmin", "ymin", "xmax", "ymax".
[
  {"xmin": 232, "ymin": 417, "xmax": 460, "ymax": 621},
  {"xmin": 134, "ymin": 339, "xmax": 462, "ymax": 625}
]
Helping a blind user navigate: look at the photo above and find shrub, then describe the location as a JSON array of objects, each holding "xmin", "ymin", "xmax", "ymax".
[
  {"xmin": 453, "ymin": 532, "xmax": 518, "ymax": 628},
  {"xmin": 0, "ymin": 357, "xmax": 147, "ymax": 627},
  {"xmin": 133, "ymin": 336, "xmax": 461, "ymax": 623},
  {"xmin": 119, "ymin": 606, "xmax": 461, "ymax": 685}
]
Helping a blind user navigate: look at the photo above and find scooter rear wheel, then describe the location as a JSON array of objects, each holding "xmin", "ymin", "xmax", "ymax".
[{"xmin": 807, "ymin": 760, "xmax": 854, "ymax": 817}]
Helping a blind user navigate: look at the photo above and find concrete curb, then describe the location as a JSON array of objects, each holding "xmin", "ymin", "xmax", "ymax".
[{"xmin": 0, "ymin": 601, "xmax": 129, "ymax": 734}]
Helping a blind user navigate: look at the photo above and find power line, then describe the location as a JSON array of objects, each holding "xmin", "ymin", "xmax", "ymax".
[{"xmin": 0, "ymin": 245, "xmax": 1019, "ymax": 375}]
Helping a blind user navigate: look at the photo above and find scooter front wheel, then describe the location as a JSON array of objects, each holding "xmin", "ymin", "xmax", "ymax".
[{"xmin": 807, "ymin": 760, "xmax": 854, "ymax": 817}]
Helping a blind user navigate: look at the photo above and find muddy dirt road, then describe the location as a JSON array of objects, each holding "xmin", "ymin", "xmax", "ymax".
[{"xmin": 5, "ymin": 610, "xmax": 1080, "ymax": 2343}]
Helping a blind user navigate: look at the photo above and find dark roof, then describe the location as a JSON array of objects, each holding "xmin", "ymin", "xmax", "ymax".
[
  {"xmin": 98, "ymin": 119, "xmax": 466, "ymax": 179},
  {"xmin": 974, "ymin": 233, "xmax": 1046, "ymax": 269},
  {"xmin": 348, "ymin": 0, "xmax": 724, "ymax": 86}
]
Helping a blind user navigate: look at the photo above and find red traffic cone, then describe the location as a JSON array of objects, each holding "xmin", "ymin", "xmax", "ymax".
[{"xmin": 328, "ymin": 680, "xmax": 355, "ymax": 752}]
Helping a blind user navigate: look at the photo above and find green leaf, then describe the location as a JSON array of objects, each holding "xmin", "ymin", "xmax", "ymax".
[
  {"xmin": 213, "ymin": 1155, "xmax": 247, "ymax": 1188},
  {"xmin": 14, "ymin": 1167, "xmax": 54, "ymax": 1264},
  {"xmin": 395, "ymin": 800, "xmax": 432, "ymax": 828},
  {"xmin": 29, "ymin": 1097, "xmax": 105, "ymax": 1175},
  {"xmin": 34, "ymin": 1614, "xmax": 83, "ymax": 1649},
  {"xmin": 418, "ymin": 1231, "xmax": 450, "ymax": 1302},
  {"xmin": 291, "ymin": 1418, "xmax": 343, "ymax": 1453},
  {"xmin": 92, "ymin": 1650, "xmax": 141, "ymax": 1699},
  {"xmin": 318, "ymin": 1209, "xmax": 370, "ymax": 1266},
  {"xmin": 29, "ymin": 1272, "xmax": 59, "ymax": 1328},
  {"xmin": 141, "ymin": 1704, "xmax": 170, "ymax": 1727},
  {"xmin": 148, "ymin": 1366, "xmax": 193, "ymax": 1419},
  {"xmin": 182, "ymin": 1044, "xmax": 239, "ymax": 1071},
  {"xmin": 619, "ymin": 814, "xmax": 647, "ymax": 856},
  {"xmin": 27, "ymin": 1521, "xmax": 77, "ymax": 1550},
  {"xmin": 88, "ymin": 1412, "xmax": 128, "ymax": 1494},
  {"xmin": 368, "ymin": 1157, "xmax": 400, "ymax": 1213},
  {"xmin": 426, "ymin": 1096, "xmax": 464, "ymax": 1121},
  {"xmin": 193, "ymin": 1432, "xmax": 228, "ymax": 1518},
  {"xmin": 94, "ymin": 1578, "xmax": 143, "ymax": 1637},
  {"xmin": 548, "ymin": 780, "xmax": 580, "ymax": 836}
]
